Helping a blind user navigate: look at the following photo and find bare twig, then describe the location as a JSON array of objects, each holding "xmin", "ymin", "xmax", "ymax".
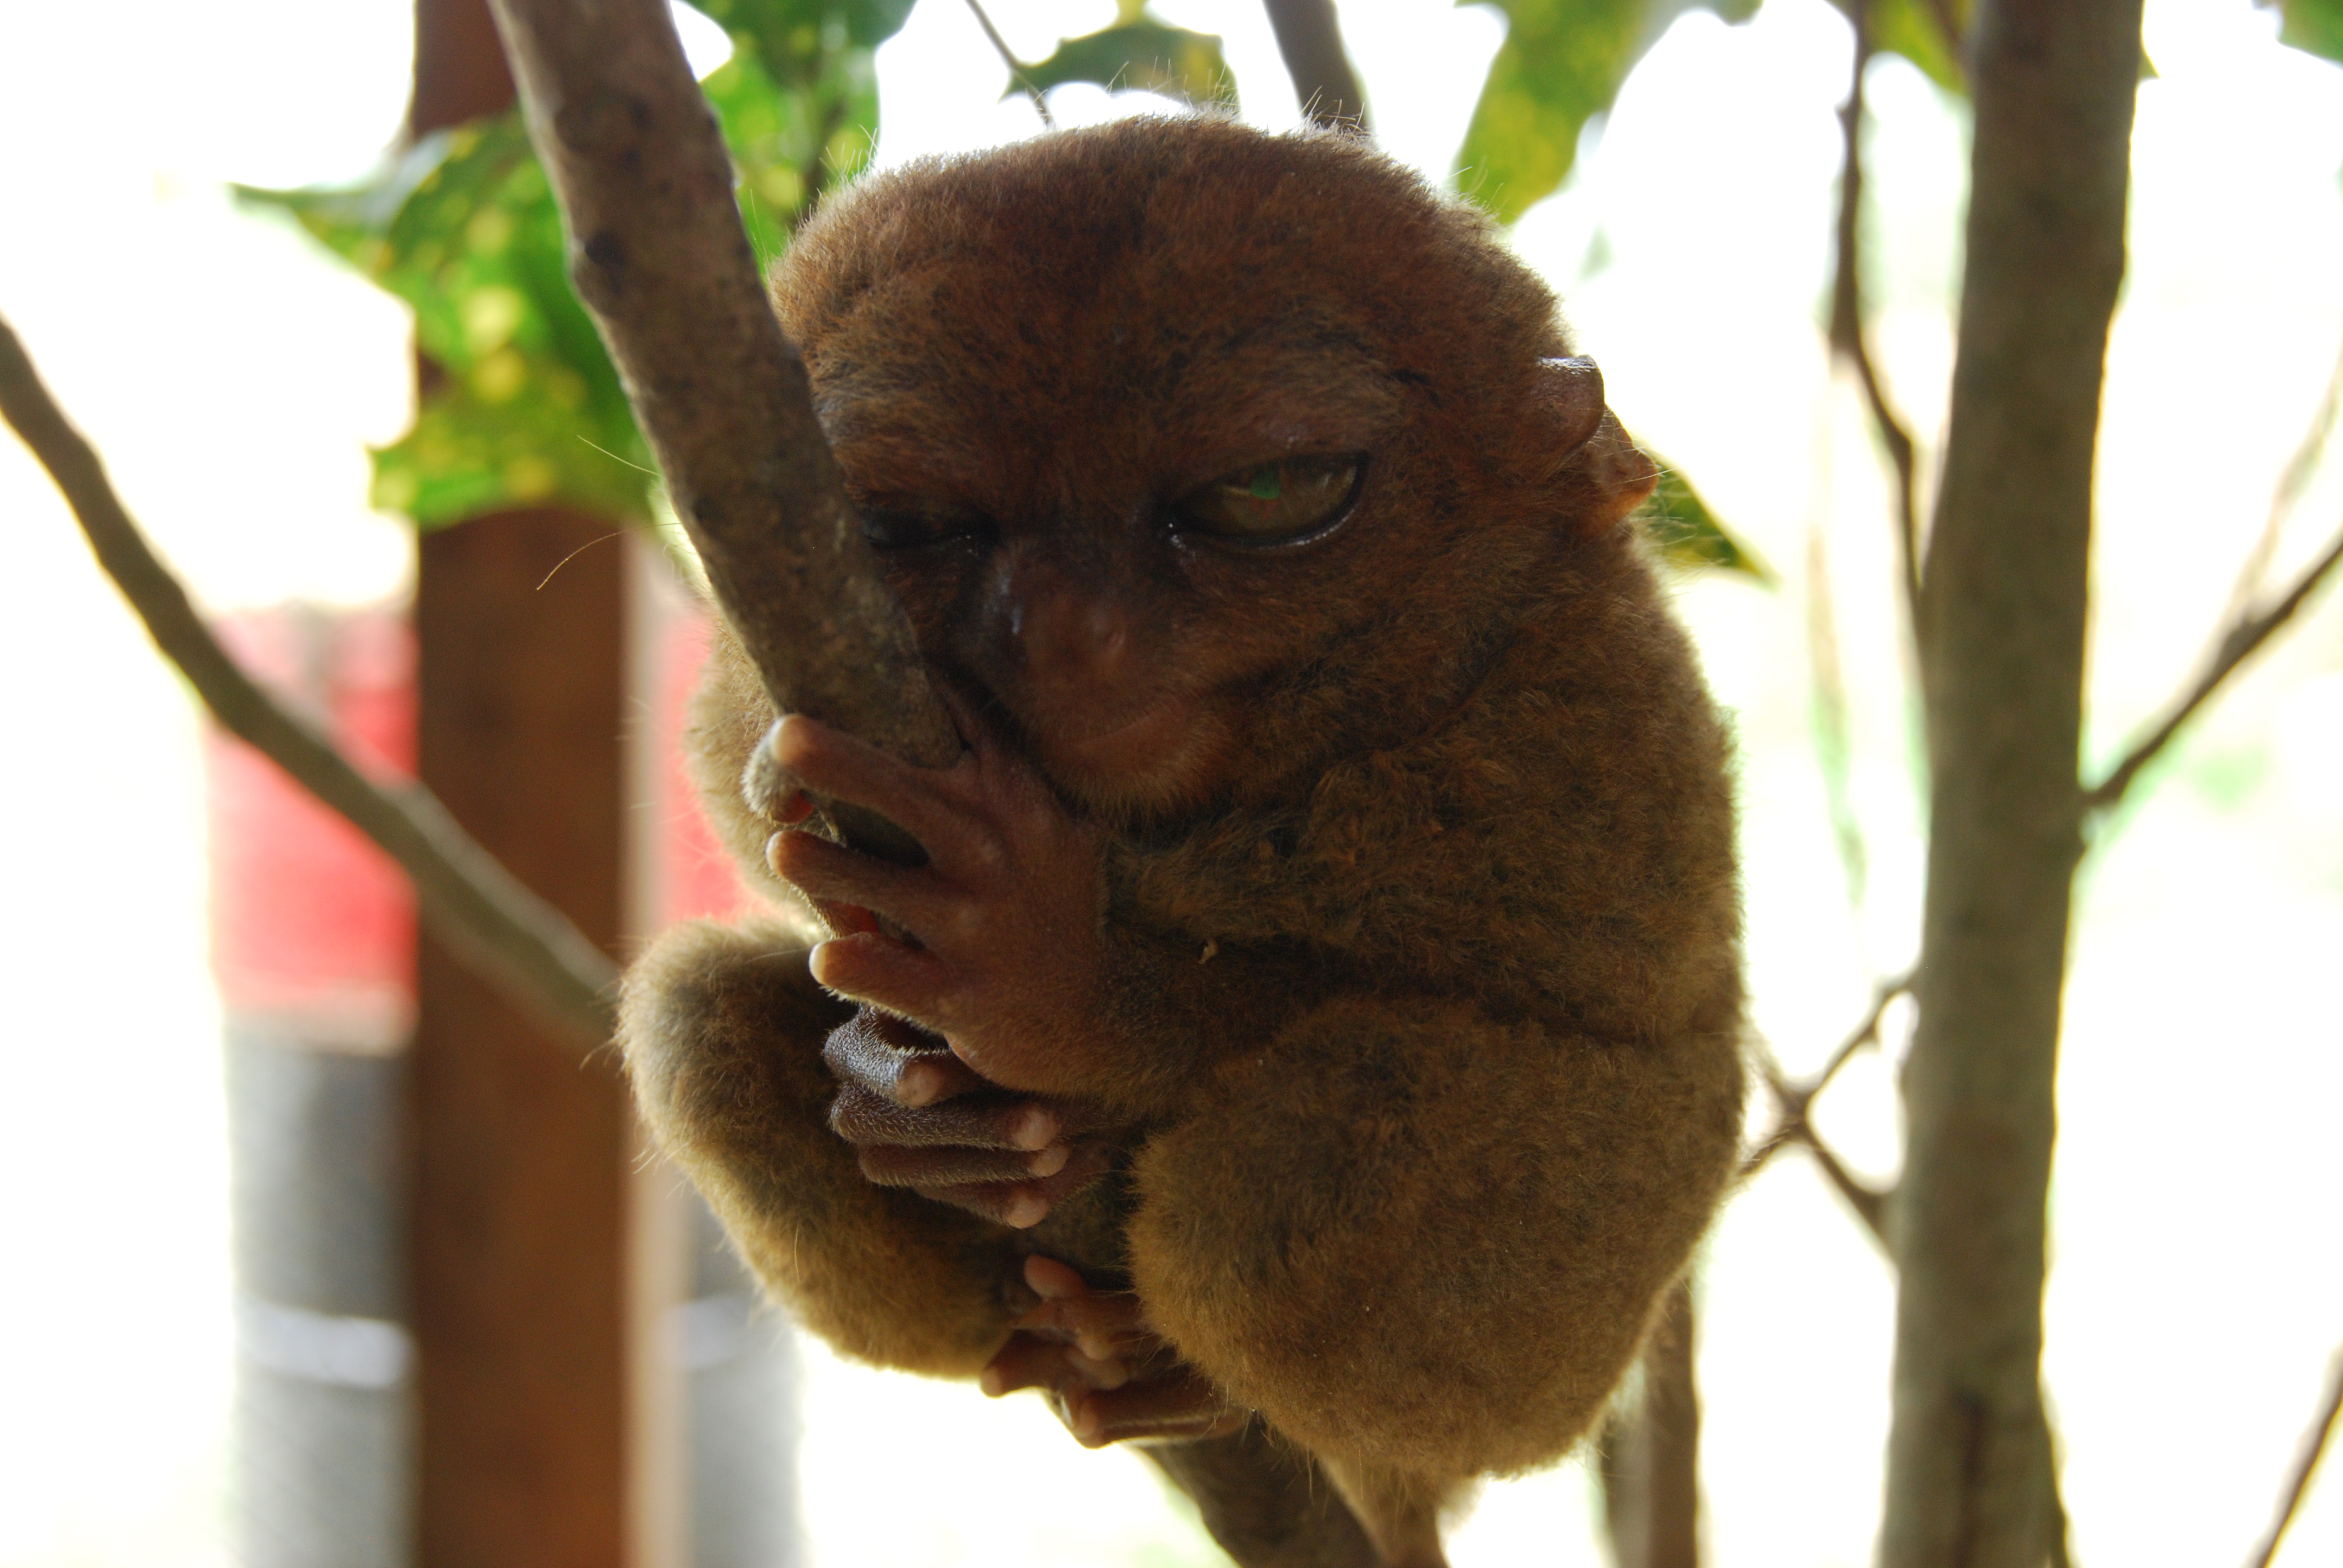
[
  {"xmin": 1827, "ymin": 0, "xmax": 1925, "ymax": 635},
  {"xmin": 2223, "ymin": 334, "xmax": 2343, "ymax": 630},
  {"xmin": 1805, "ymin": 518, "xmax": 1870, "ymax": 907},
  {"xmin": 0, "ymin": 313, "xmax": 618, "ymax": 1050},
  {"xmin": 1800, "ymin": 1125, "xmax": 1890, "ymax": 1246},
  {"xmin": 963, "ymin": 0, "xmax": 1053, "ymax": 128},
  {"xmin": 482, "ymin": 0, "xmax": 960, "ymax": 863},
  {"xmin": 1262, "ymin": 0, "xmax": 1369, "ymax": 132},
  {"xmin": 1742, "ymin": 975, "xmax": 1910, "ymax": 1243},
  {"xmin": 2085, "ymin": 518, "xmax": 2343, "ymax": 815},
  {"xmin": 2247, "ymin": 1348, "xmax": 2343, "ymax": 1568}
]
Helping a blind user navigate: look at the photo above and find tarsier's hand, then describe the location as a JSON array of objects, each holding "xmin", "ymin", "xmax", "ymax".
[
  {"xmin": 986, "ymin": 1256, "xmax": 1247, "ymax": 1448},
  {"xmin": 755, "ymin": 705, "xmax": 1126, "ymax": 1227}
]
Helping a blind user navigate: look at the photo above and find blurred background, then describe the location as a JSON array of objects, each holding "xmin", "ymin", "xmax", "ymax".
[{"xmin": 1, "ymin": 0, "xmax": 2339, "ymax": 1564}]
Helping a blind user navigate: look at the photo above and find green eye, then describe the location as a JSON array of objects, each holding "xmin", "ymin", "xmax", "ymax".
[{"xmin": 1173, "ymin": 456, "xmax": 1364, "ymax": 543}]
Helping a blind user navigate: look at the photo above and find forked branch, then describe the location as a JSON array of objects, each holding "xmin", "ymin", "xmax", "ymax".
[
  {"xmin": 1742, "ymin": 972, "xmax": 1910, "ymax": 1249},
  {"xmin": 0, "ymin": 313, "xmax": 618, "ymax": 1050}
]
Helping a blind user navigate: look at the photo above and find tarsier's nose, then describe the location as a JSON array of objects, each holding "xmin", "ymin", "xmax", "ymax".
[{"xmin": 988, "ymin": 545, "xmax": 1138, "ymax": 702}]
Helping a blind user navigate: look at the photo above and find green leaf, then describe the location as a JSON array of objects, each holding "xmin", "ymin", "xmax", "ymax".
[
  {"xmin": 1865, "ymin": 0, "xmax": 1968, "ymax": 91},
  {"xmin": 687, "ymin": 0, "xmax": 916, "ymax": 85},
  {"xmin": 1639, "ymin": 460, "xmax": 1776, "ymax": 584},
  {"xmin": 2262, "ymin": 0, "xmax": 2343, "ymax": 62},
  {"xmin": 1457, "ymin": 0, "xmax": 1976, "ymax": 224},
  {"xmin": 1458, "ymin": 0, "xmax": 1765, "ymax": 224},
  {"xmin": 1019, "ymin": 10, "xmax": 1237, "ymax": 110},
  {"xmin": 243, "ymin": 118, "xmax": 653, "ymax": 526},
  {"xmin": 238, "ymin": 5, "xmax": 891, "ymax": 529}
]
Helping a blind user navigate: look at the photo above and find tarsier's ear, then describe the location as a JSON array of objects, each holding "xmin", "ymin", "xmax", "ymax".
[{"xmin": 1533, "ymin": 356, "xmax": 1660, "ymax": 533}]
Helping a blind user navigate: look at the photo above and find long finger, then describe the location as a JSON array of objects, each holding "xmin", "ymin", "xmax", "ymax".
[
  {"xmin": 809, "ymin": 930, "xmax": 968, "ymax": 1025},
  {"xmin": 828, "ymin": 1081, "xmax": 1061, "ymax": 1152},
  {"xmin": 914, "ymin": 1142, "xmax": 1115, "ymax": 1229},
  {"xmin": 859, "ymin": 1141, "xmax": 1069, "ymax": 1189},
  {"xmin": 1067, "ymin": 1373, "xmax": 1246, "ymax": 1448},
  {"xmin": 1014, "ymin": 1290, "xmax": 1150, "ymax": 1362},
  {"xmin": 822, "ymin": 1010, "xmax": 988, "ymax": 1108},
  {"xmin": 770, "ymin": 831, "xmax": 958, "ymax": 939},
  {"xmin": 980, "ymin": 1336, "xmax": 1130, "ymax": 1398},
  {"xmin": 770, "ymin": 715, "xmax": 975, "ymax": 861}
]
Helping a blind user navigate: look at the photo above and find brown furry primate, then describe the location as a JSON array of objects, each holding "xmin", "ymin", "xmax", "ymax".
[{"xmin": 620, "ymin": 116, "xmax": 1744, "ymax": 1568}]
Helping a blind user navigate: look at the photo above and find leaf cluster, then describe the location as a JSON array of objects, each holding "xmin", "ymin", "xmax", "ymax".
[{"xmin": 241, "ymin": 0, "xmax": 918, "ymax": 526}]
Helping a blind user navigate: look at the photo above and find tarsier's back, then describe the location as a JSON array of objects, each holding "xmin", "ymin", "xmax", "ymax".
[{"xmin": 621, "ymin": 116, "xmax": 1744, "ymax": 1568}]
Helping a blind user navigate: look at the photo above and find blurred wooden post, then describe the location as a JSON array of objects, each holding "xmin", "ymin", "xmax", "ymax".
[
  {"xmin": 407, "ymin": 6, "xmax": 681, "ymax": 1564},
  {"xmin": 1600, "ymin": 1279, "xmax": 1703, "ymax": 1568},
  {"xmin": 411, "ymin": 510, "xmax": 639, "ymax": 1567}
]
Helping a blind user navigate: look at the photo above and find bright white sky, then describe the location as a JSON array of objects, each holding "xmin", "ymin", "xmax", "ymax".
[{"xmin": 1, "ymin": 2, "xmax": 2341, "ymax": 1566}]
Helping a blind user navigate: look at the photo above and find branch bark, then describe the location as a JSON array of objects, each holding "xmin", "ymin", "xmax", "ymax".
[
  {"xmin": 1262, "ymin": 0, "xmax": 1369, "ymax": 131},
  {"xmin": 1886, "ymin": 0, "xmax": 2145, "ymax": 1561},
  {"xmin": 1600, "ymin": 1278, "xmax": 1703, "ymax": 1568},
  {"xmin": 480, "ymin": 0, "xmax": 958, "ymax": 861},
  {"xmin": 0, "ymin": 313, "xmax": 617, "ymax": 1051}
]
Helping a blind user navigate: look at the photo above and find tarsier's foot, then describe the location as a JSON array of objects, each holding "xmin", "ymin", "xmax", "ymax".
[
  {"xmin": 985, "ymin": 1256, "xmax": 1247, "ymax": 1447},
  {"xmin": 822, "ymin": 1008, "xmax": 1116, "ymax": 1229}
]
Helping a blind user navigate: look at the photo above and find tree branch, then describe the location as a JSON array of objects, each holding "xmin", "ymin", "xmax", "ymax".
[
  {"xmin": 963, "ymin": 0, "xmax": 1053, "ymax": 128},
  {"xmin": 481, "ymin": 0, "xmax": 959, "ymax": 863},
  {"xmin": 2247, "ymin": 1348, "xmax": 2343, "ymax": 1568},
  {"xmin": 0, "ymin": 313, "xmax": 618, "ymax": 1051},
  {"xmin": 1829, "ymin": 0, "xmax": 1925, "ymax": 633},
  {"xmin": 1744, "ymin": 970, "xmax": 1913, "ymax": 1174},
  {"xmin": 2083, "ymin": 517, "xmax": 2343, "ymax": 815},
  {"xmin": 1262, "ymin": 0, "xmax": 1369, "ymax": 132}
]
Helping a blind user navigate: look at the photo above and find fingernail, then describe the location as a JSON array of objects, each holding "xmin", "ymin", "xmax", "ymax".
[
  {"xmin": 774, "ymin": 714, "xmax": 816, "ymax": 764},
  {"xmin": 980, "ymin": 1367, "xmax": 1003, "ymax": 1397},
  {"xmin": 896, "ymin": 1062, "xmax": 940, "ymax": 1107},
  {"xmin": 1028, "ymin": 1145, "xmax": 1069, "ymax": 1178},
  {"xmin": 1011, "ymin": 1106, "xmax": 1059, "ymax": 1151},
  {"xmin": 1005, "ymin": 1193, "xmax": 1046, "ymax": 1229},
  {"xmin": 807, "ymin": 943, "xmax": 836, "ymax": 985},
  {"xmin": 765, "ymin": 832, "xmax": 787, "ymax": 874}
]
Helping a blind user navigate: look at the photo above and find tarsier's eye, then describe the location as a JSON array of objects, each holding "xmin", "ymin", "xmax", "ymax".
[
  {"xmin": 1172, "ymin": 455, "xmax": 1365, "ymax": 544},
  {"xmin": 859, "ymin": 503, "xmax": 990, "ymax": 550}
]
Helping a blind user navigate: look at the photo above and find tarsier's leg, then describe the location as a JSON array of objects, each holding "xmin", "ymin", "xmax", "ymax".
[
  {"xmin": 618, "ymin": 918, "xmax": 1021, "ymax": 1376},
  {"xmin": 1144, "ymin": 1431, "xmax": 1383, "ymax": 1568}
]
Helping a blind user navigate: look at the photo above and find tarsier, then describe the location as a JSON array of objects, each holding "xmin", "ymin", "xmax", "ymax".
[{"xmin": 620, "ymin": 116, "xmax": 1744, "ymax": 1568}]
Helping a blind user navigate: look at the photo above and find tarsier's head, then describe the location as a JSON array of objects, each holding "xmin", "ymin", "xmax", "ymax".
[{"xmin": 773, "ymin": 116, "xmax": 1657, "ymax": 823}]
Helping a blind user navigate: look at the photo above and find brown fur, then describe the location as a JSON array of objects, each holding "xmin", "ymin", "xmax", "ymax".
[{"xmin": 620, "ymin": 116, "xmax": 1743, "ymax": 1566}]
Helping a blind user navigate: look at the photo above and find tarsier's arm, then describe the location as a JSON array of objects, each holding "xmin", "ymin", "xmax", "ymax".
[
  {"xmin": 757, "ymin": 709, "xmax": 1742, "ymax": 1483},
  {"xmin": 618, "ymin": 920, "xmax": 1022, "ymax": 1376}
]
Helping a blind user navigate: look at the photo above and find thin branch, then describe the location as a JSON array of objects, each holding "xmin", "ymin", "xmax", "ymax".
[
  {"xmin": 1806, "ymin": 518, "xmax": 1871, "ymax": 908},
  {"xmin": 0, "ymin": 313, "xmax": 617, "ymax": 1051},
  {"xmin": 1261, "ymin": 0, "xmax": 1369, "ymax": 132},
  {"xmin": 482, "ymin": 0, "xmax": 960, "ymax": 864},
  {"xmin": 1827, "ymin": 0, "xmax": 1925, "ymax": 635},
  {"xmin": 963, "ymin": 0, "xmax": 1053, "ymax": 128},
  {"xmin": 1741, "ymin": 973, "xmax": 1911, "ymax": 1246},
  {"xmin": 2248, "ymin": 1348, "xmax": 2343, "ymax": 1568},
  {"xmin": 2084, "ymin": 517, "xmax": 2343, "ymax": 815},
  {"xmin": 2222, "ymin": 333, "xmax": 2343, "ymax": 630},
  {"xmin": 1800, "ymin": 1125, "xmax": 1890, "ymax": 1247}
]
